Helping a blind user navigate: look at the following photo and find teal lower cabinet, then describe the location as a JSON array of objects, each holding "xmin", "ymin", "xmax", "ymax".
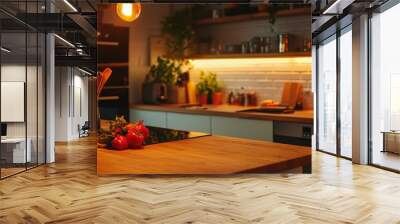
[
  {"xmin": 130, "ymin": 109, "xmax": 167, "ymax": 128},
  {"xmin": 211, "ymin": 116, "xmax": 273, "ymax": 141},
  {"xmin": 131, "ymin": 109, "xmax": 274, "ymax": 141},
  {"xmin": 166, "ymin": 112, "xmax": 211, "ymax": 133}
]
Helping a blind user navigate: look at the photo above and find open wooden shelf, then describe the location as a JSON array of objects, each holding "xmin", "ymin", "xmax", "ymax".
[
  {"xmin": 103, "ymin": 85, "xmax": 129, "ymax": 90},
  {"xmin": 97, "ymin": 40, "xmax": 120, "ymax": 46},
  {"xmin": 188, "ymin": 51, "xmax": 311, "ymax": 59},
  {"xmin": 193, "ymin": 7, "xmax": 309, "ymax": 26},
  {"xmin": 98, "ymin": 96, "xmax": 120, "ymax": 101},
  {"xmin": 98, "ymin": 62, "xmax": 129, "ymax": 68}
]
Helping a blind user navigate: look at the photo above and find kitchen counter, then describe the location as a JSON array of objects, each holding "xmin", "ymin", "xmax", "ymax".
[
  {"xmin": 97, "ymin": 135, "xmax": 311, "ymax": 175},
  {"xmin": 130, "ymin": 104, "xmax": 313, "ymax": 124}
]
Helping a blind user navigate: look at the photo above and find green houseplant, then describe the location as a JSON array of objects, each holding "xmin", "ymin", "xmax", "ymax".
[
  {"xmin": 196, "ymin": 71, "xmax": 210, "ymax": 105},
  {"xmin": 207, "ymin": 72, "xmax": 224, "ymax": 105},
  {"xmin": 161, "ymin": 7, "xmax": 195, "ymax": 59},
  {"xmin": 196, "ymin": 71, "xmax": 223, "ymax": 105},
  {"xmin": 147, "ymin": 57, "xmax": 177, "ymax": 85},
  {"xmin": 144, "ymin": 57, "xmax": 191, "ymax": 104}
]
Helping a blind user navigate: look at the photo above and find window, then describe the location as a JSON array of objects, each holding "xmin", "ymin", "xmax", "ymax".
[
  {"xmin": 339, "ymin": 27, "xmax": 352, "ymax": 158},
  {"xmin": 370, "ymin": 3, "xmax": 400, "ymax": 171},
  {"xmin": 0, "ymin": 1, "xmax": 47, "ymax": 179},
  {"xmin": 316, "ymin": 25, "xmax": 353, "ymax": 159},
  {"xmin": 317, "ymin": 35, "xmax": 337, "ymax": 154}
]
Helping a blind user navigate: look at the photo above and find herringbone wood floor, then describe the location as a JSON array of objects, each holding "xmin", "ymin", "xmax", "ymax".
[{"xmin": 1, "ymin": 136, "xmax": 400, "ymax": 224}]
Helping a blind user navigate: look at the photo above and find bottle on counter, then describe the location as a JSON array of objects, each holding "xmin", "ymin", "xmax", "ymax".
[
  {"xmin": 278, "ymin": 34, "xmax": 289, "ymax": 53},
  {"xmin": 238, "ymin": 87, "xmax": 246, "ymax": 106},
  {"xmin": 228, "ymin": 91, "xmax": 235, "ymax": 105},
  {"xmin": 246, "ymin": 92, "xmax": 258, "ymax": 106}
]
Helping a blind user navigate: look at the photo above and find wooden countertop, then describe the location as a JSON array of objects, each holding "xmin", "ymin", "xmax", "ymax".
[
  {"xmin": 97, "ymin": 135, "xmax": 311, "ymax": 175},
  {"xmin": 130, "ymin": 104, "xmax": 313, "ymax": 124}
]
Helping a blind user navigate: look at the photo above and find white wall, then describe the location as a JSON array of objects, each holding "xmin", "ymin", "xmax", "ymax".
[
  {"xmin": 54, "ymin": 67, "xmax": 89, "ymax": 141},
  {"xmin": 1, "ymin": 65, "xmax": 37, "ymax": 137},
  {"xmin": 190, "ymin": 58, "xmax": 311, "ymax": 103},
  {"xmin": 1, "ymin": 63, "xmax": 46, "ymax": 164}
]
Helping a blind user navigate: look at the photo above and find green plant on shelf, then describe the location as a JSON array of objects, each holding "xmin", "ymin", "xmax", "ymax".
[
  {"xmin": 161, "ymin": 7, "xmax": 195, "ymax": 59},
  {"xmin": 146, "ymin": 57, "xmax": 191, "ymax": 86}
]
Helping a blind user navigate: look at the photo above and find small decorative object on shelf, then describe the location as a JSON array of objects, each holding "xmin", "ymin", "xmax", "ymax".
[{"xmin": 98, "ymin": 116, "xmax": 149, "ymax": 150}]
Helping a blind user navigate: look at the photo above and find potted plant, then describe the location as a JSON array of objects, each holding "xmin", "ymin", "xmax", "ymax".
[
  {"xmin": 143, "ymin": 57, "xmax": 191, "ymax": 104},
  {"xmin": 143, "ymin": 57, "xmax": 175, "ymax": 104},
  {"xmin": 196, "ymin": 71, "xmax": 223, "ymax": 105},
  {"xmin": 196, "ymin": 71, "xmax": 210, "ymax": 105},
  {"xmin": 161, "ymin": 7, "xmax": 195, "ymax": 59},
  {"xmin": 208, "ymin": 72, "xmax": 224, "ymax": 105}
]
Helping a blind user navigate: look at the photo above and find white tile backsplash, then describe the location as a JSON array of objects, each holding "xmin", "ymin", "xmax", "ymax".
[{"xmin": 191, "ymin": 59, "xmax": 312, "ymax": 103}]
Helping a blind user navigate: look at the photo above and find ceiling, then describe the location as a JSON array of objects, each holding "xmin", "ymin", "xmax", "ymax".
[
  {"xmin": 311, "ymin": 0, "xmax": 390, "ymax": 40},
  {"xmin": 1, "ymin": 0, "xmax": 99, "ymax": 73}
]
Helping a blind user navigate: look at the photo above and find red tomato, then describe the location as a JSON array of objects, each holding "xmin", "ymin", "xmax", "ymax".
[
  {"xmin": 126, "ymin": 130, "xmax": 144, "ymax": 149},
  {"xmin": 134, "ymin": 120, "xmax": 149, "ymax": 139},
  {"xmin": 111, "ymin": 135, "xmax": 128, "ymax": 150},
  {"xmin": 124, "ymin": 123, "xmax": 136, "ymax": 131}
]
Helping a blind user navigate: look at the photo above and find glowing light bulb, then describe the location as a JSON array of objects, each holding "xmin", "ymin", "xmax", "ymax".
[
  {"xmin": 116, "ymin": 3, "xmax": 141, "ymax": 22},
  {"xmin": 121, "ymin": 3, "xmax": 133, "ymax": 17}
]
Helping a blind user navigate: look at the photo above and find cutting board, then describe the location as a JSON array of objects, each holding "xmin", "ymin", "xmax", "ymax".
[
  {"xmin": 187, "ymin": 81, "xmax": 197, "ymax": 104},
  {"xmin": 280, "ymin": 82, "xmax": 303, "ymax": 108},
  {"xmin": 302, "ymin": 90, "xmax": 314, "ymax": 110}
]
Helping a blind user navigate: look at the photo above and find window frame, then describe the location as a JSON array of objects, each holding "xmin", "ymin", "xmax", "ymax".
[{"xmin": 315, "ymin": 20, "xmax": 353, "ymax": 160}]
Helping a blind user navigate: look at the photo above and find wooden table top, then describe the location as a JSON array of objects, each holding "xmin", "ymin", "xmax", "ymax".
[
  {"xmin": 97, "ymin": 136, "xmax": 311, "ymax": 175},
  {"xmin": 130, "ymin": 104, "xmax": 314, "ymax": 124}
]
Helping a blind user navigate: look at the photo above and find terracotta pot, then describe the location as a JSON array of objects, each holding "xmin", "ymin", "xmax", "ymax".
[
  {"xmin": 212, "ymin": 92, "xmax": 223, "ymax": 105},
  {"xmin": 199, "ymin": 94, "xmax": 208, "ymax": 105}
]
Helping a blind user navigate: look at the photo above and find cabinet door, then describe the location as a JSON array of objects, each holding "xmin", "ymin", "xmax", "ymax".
[
  {"xmin": 211, "ymin": 116, "xmax": 273, "ymax": 141},
  {"xmin": 130, "ymin": 109, "xmax": 167, "ymax": 128},
  {"xmin": 166, "ymin": 112, "xmax": 211, "ymax": 133}
]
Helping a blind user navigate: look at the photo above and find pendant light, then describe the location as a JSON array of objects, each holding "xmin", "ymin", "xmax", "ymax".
[{"xmin": 116, "ymin": 3, "xmax": 141, "ymax": 22}]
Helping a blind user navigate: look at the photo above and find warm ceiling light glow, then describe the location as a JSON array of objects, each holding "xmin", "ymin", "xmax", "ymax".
[
  {"xmin": 116, "ymin": 3, "xmax": 141, "ymax": 22},
  {"xmin": 190, "ymin": 57, "xmax": 312, "ymax": 69}
]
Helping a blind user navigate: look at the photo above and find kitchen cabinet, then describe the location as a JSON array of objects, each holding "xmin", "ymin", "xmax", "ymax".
[
  {"xmin": 273, "ymin": 122, "xmax": 312, "ymax": 146},
  {"xmin": 130, "ymin": 109, "xmax": 167, "ymax": 128},
  {"xmin": 211, "ymin": 116, "xmax": 273, "ymax": 141},
  {"xmin": 166, "ymin": 113, "xmax": 211, "ymax": 133},
  {"xmin": 130, "ymin": 109, "xmax": 281, "ymax": 142}
]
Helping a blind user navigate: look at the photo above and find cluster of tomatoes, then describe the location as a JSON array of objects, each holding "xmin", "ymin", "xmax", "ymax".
[{"xmin": 111, "ymin": 121, "xmax": 149, "ymax": 150}]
